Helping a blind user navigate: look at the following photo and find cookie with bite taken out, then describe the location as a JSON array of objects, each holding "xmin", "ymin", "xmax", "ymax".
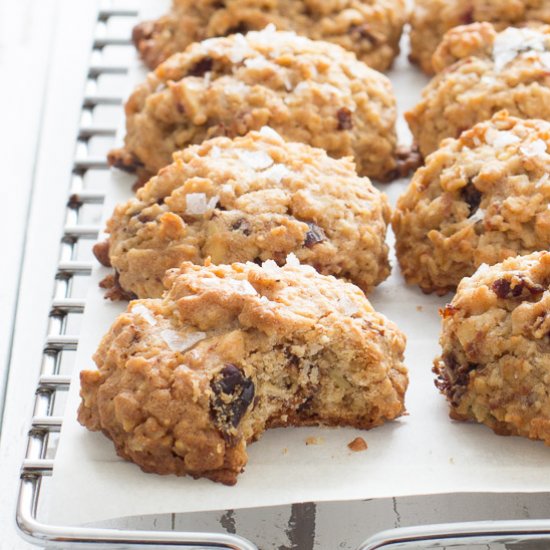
[{"xmin": 78, "ymin": 259, "xmax": 408, "ymax": 484}]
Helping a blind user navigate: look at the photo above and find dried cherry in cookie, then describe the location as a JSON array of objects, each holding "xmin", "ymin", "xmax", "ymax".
[
  {"xmin": 460, "ymin": 182, "xmax": 482, "ymax": 217},
  {"xmin": 303, "ymin": 223, "xmax": 326, "ymax": 249},
  {"xmin": 491, "ymin": 276, "xmax": 545, "ymax": 300},
  {"xmin": 337, "ymin": 107, "xmax": 354, "ymax": 131},
  {"xmin": 231, "ymin": 218, "xmax": 252, "ymax": 236},
  {"xmin": 435, "ymin": 353, "xmax": 480, "ymax": 408},
  {"xmin": 211, "ymin": 364, "xmax": 256, "ymax": 440},
  {"xmin": 186, "ymin": 56, "xmax": 214, "ymax": 77}
]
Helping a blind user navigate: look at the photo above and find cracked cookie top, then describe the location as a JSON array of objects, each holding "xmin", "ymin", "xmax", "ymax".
[
  {"xmin": 393, "ymin": 112, "xmax": 550, "ymax": 294},
  {"xmin": 109, "ymin": 26, "xmax": 398, "ymax": 182},
  {"xmin": 99, "ymin": 129, "xmax": 391, "ymax": 299},
  {"xmin": 407, "ymin": 23, "xmax": 550, "ymax": 157}
]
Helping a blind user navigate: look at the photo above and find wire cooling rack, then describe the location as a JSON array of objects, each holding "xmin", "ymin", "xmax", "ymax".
[{"xmin": 14, "ymin": 3, "xmax": 550, "ymax": 549}]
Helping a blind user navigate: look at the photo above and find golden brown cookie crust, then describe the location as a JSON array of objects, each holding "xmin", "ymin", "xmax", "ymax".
[
  {"xmin": 101, "ymin": 130, "xmax": 391, "ymax": 299},
  {"xmin": 78, "ymin": 260, "xmax": 408, "ymax": 484},
  {"xmin": 434, "ymin": 251, "xmax": 550, "ymax": 444},
  {"xmin": 406, "ymin": 23, "xmax": 550, "ymax": 157},
  {"xmin": 134, "ymin": 0, "xmax": 407, "ymax": 72},
  {"xmin": 393, "ymin": 112, "xmax": 550, "ymax": 295},
  {"xmin": 409, "ymin": 0, "xmax": 550, "ymax": 74},
  {"xmin": 109, "ymin": 27, "xmax": 398, "ymax": 182}
]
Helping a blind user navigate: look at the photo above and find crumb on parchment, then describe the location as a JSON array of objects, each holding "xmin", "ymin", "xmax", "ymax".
[
  {"xmin": 348, "ymin": 437, "xmax": 368, "ymax": 452},
  {"xmin": 305, "ymin": 436, "xmax": 324, "ymax": 446}
]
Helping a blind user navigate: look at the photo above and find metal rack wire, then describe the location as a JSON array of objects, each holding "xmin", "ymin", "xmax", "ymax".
[{"xmin": 14, "ymin": 4, "xmax": 550, "ymax": 549}]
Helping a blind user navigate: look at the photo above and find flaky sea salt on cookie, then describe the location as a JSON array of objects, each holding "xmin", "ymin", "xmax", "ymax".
[
  {"xmin": 133, "ymin": 0, "xmax": 406, "ymax": 72},
  {"xmin": 108, "ymin": 27, "xmax": 398, "ymax": 183},
  {"xmin": 409, "ymin": 0, "xmax": 550, "ymax": 74},
  {"xmin": 393, "ymin": 112, "xmax": 550, "ymax": 295},
  {"xmin": 434, "ymin": 251, "xmax": 550, "ymax": 444},
  {"xmin": 96, "ymin": 130, "xmax": 391, "ymax": 299},
  {"xmin": 78, "ymin": 260, "xmax": 408, "ymax": 485},
  {"xmin": 407, "ymin": 23, "xmax": 550, "ymax": 157}
]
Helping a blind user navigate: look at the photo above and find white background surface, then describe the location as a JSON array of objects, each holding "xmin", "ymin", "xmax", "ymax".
[
  {"xmin": 0, "ymin": 1, "xmax": 57, "ymax": 548},
  {"xmin": 0, "ymin": 1, "xmax": 97, "ymax": 548},
  {"xmin": 1, "ymin": 1, "xmax": 550, "ymax": 549},
  {"xmin": 0, "ymin": 0, "xmax": 54, "ymax": 417}
]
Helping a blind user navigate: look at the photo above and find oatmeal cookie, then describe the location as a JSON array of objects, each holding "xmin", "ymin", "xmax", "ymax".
[
  {"xmin": 78, "ymin": 260, "xmax": 408, "ymax": 484},
  {"xmin": 434, "ymin": 251, "xmax": 550, "ymax": 444},
  {"xmin": 409, "ymin": 0, "xmax": 550, "ymax": 74},
  {"xmin": 406, "ymin": 23, "xmax": 550, "ymax": 158},
  {"xmin": 133, "ymin": 0, "xmax": 406, "ymax": 72},
  {"xmin": 108, "ymin": 27, "xmax": 398, "ymax": 183},
  {"xmin": 393, "ymin": 112, "xmax": 550, "ymax": 295},
  {"xmin": 97, "ymin": 129, "xmax": 391, "ymax": 299}
]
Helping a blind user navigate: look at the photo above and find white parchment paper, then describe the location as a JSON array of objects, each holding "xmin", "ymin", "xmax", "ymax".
[{"xmin": 47, "ymin": 6, "xmax": 550, "ymax": 526}]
